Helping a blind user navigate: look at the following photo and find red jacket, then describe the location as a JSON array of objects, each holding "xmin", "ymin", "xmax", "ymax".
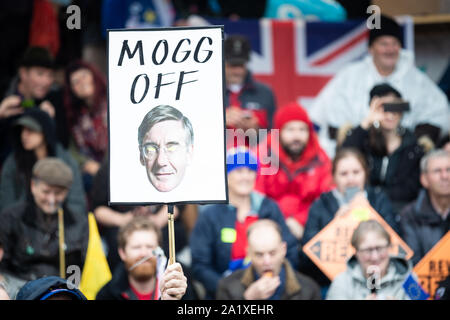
[{"xmin": 254, "ymin": 103, "xmax": 334, "ymax": 226}]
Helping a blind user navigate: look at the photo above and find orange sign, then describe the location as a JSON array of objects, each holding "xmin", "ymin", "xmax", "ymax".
[
  {"xmin": 303, "ymin": 198, "xmax": 414, "ymax": 281},
  {"xmin": 413, "ymin": 231, "xmax": 450, "ymax": 299}
]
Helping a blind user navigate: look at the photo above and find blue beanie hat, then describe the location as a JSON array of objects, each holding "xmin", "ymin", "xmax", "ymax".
[{"xmin": 226, "ymin": 147, "xmax": 258, "ymax": 173}]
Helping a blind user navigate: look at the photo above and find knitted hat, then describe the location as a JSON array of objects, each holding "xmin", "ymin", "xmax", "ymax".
[
  {"xmin": 226, "ymin": 147, "xmax": 258, "ymax": 173},
  {"xmin": 224, "ymin": 35, "xmax": 251, "ymax": 65},
  {"xmin": 272, "ymin": 102, "xmax": 326, "ymax": 171},
  {"xmin": 32, "ymin": 158, "xmax": 73, "ymax": 189},
  {"xmin": 368, "ymin": 15, "xmax": 403, "ymax": 47},
  {"xmin": 273, "ymin": 102, "xmax": 312, "ymax": 130},
  {"xmin": 19, "ymin": 46, "xmax": 55, "ymax": 69}
]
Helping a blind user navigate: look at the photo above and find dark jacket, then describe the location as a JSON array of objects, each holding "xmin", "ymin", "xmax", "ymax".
[
  {"xmin": 225, "ymin": 71, "xmax": 276, "ymax": 129},
  {"xmin": 0, "ymin": 77, "xmax": 69, "ymax": 166},
  {"xmin": 96, "ymin": 263, "xmax": 197, "ymax": 300},
  {"xmin": 399, "ymin": 189, "xmax": 450, "ymax": 265},
  {"xmin": 299, "ymin": 186, "xmax": 398, "ymax": 286},
  {"xmin": 0, "ymin": 200, "xmax": 88, "ymax": 281},
  {"xmin": 342, "ymin": 126, "xmax": 424, "ymax": 210},
  {"xmin": 96, "ymin": 264, "xmax": 148, "ymax": 300},
  {"xmin": 190, "ymin": 192, "xmax": 299, "ymax": 299},
  {"xmin": 0, "ymin": 108, "xmax": 86, "ymax": 215},
  {"xmin": 216, "ymin": 260, "xmax": 321, "ymax": 300}
]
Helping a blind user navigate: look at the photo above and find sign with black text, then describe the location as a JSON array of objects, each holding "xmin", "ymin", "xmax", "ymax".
[{"xmin": 108, "ymin": 26, "xmax": 227, "ymax": 204}]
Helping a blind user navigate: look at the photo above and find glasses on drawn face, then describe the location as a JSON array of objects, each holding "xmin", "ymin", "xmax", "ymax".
[
  {"xmin": 141, "ymin": 142, "xmax": 183, "ymax": 160},
  {"xmin": 357, "ymin": 244, "xmax": 390, "ymax": 257}
]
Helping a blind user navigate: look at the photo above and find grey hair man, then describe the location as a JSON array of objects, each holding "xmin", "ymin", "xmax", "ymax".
[
  {"xmin": 400, "ymin": 149, "xmax": 450, "ymax": 264},
  {"xmin": 138, "ymin": 105, "xmax": 194, "ymax": 192}
]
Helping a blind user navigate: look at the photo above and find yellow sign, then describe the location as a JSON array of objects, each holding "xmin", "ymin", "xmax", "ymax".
[
  {"xmin": 303, "ymin": 198, "xmax": 414, "ymax": 281},
  {"xmin": 413, "ymin": 231, "xmax": 450, "ymax": 299}
]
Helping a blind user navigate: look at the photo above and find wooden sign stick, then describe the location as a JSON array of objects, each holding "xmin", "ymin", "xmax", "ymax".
[
  {"xmin": 167, "ymin": 204, "xmax": 176, "ymax": 265},
  {"xmin": 58, "ymin": 207, "xmax": 66, "ymax": 279}
]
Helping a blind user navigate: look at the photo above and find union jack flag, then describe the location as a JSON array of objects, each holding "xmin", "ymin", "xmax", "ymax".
[{"xmin": 203, "ymin": 17, "xmax": 414, "ymax": 110}]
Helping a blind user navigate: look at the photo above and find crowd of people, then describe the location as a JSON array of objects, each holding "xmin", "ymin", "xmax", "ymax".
[{"xmin": 0, "ymin": 1, "xmax": 449, "ymax": 301}]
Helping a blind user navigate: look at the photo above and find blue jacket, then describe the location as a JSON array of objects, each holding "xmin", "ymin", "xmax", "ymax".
[
  {"xmin": 190, "ymin": 192, "xmax": 299, "ymax": 299},
  {"xmin": 300, "ymin": 186, "xmax": 398, "ymax": 286}
]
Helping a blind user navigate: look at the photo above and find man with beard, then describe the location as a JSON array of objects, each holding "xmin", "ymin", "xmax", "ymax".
[
  {"xmin": 255, "ymin": 103, "xmax": 333, "ymax": 240},
  {"xmin": 96, "ymin": 217, "xmax": 188, "ymax": 300}
]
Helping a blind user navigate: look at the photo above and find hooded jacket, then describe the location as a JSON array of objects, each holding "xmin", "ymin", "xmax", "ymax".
[
  {"xmin": 216, "ymin": 259, "xmax": 321, "ymax": 300},
  {"xmin": 399, "ymin": 189, "xmax": 450, "ymax": 265},
  {"xmin": 0, "ymin": 76, "xmax": 69, "ymax": 166},
  {"xmin": 255, "ymin": 103, "xmax": 334, "ymax": 225},
  {"xmin": 300, "ymin": 186, "xmax": 398, "ymax": 286},
  {"xmin": 310, "ymin": 50, "xmax": 449, "ymax": 158},
  {"xmin": 0, "ymin": 108, "xmax": 86, "ymax": 215},
  {"xmin": 326, "ymin": 255, "xmax": 411, "ymax": 300},
  {"xmin": 342, "ymin": 125, "xmax": 424, "ymax": 209},
  {"xmin": 190, "ymin": 192, "xmax": 299, "ymax": 299}
]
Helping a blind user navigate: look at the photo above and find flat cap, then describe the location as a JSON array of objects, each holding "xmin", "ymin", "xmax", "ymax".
[{"xmin": 32, "ymin": 158, "xmax": 73, "ymax": 189}]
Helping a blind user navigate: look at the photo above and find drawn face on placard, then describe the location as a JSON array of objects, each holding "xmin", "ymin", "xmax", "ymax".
[{"xmin": 138, "ymin": 105, "xmax": 194, "ymax": 192}]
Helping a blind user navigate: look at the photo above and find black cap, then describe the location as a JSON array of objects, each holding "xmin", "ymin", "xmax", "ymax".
[
  {"xmin": 369, "ymin": 15, "xmax": 403, "ymax": 47},
  {"xmin": 369, "ymin": 83, "xmax": 402, "ymax": 101},
  {"xmin": 224, "ymin": 35, "xmax": 251, "ymax": 65},
  {"xmin": 16, "ymin": 276, "xmax": 87, "ymax": 300},
  {"xmin": 19, "ymin": 46, "xmax": 55, "ymax": 69}
]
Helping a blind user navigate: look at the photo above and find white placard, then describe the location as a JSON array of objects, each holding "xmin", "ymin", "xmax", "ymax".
[{"xmin": 108, "ymin": 26, "xmax": 227, "ymax": 204}]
